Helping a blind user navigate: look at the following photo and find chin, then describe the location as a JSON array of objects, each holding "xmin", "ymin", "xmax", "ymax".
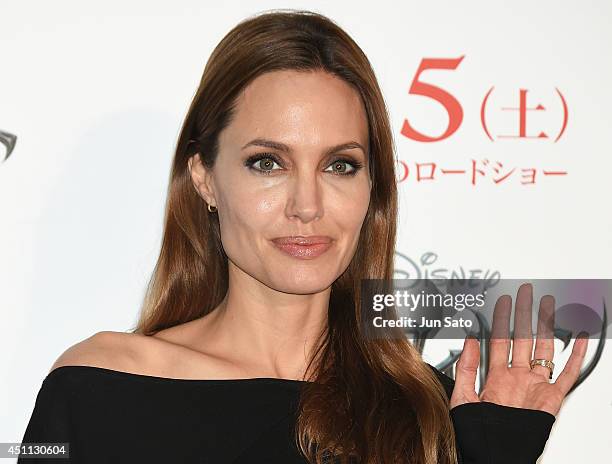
[{"xmin": 272, "ymin": 276, "xmax": 333, "ymax": 295}]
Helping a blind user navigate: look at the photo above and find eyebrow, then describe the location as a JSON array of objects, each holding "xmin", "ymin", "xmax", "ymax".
[{"xmin": 241, "ymin": 138, "xmax": 367, "ymax": 157}]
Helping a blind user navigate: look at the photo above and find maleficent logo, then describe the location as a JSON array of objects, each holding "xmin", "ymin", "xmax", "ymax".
[
  {"xmin": 1, "ymin": 129, "xmax": 17, "ymax": 161},
  {"xmin": 393, "ymin": 251, "xmax": 607, "ymax": 396}
]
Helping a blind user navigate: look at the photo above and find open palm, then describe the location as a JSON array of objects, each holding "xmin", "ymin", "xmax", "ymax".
[{"xmin": 449, "ymin": 282, "xmax": 589, "ymax": 416}]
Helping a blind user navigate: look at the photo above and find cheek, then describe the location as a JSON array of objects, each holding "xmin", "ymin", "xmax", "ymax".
[
  {"xmin": 328, "ymin": 183, "xmax": 371, "ymax": 232},
  {"xmin": 217, "ymin": 191, "xmax": 278, "ymax": 247},
  {"xmin": 254, "ymin": 197, "xmax": 274, "ymax": 214}
]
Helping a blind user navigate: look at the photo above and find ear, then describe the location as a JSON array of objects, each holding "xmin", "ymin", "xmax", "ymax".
[{"xmin": 187, "ymin": 153, "xmax": 216, "ymax": 207}]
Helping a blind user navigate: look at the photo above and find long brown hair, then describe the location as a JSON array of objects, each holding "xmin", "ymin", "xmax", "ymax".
[{"xmin": 131, "ymin": 9, "xmax": 457, "ymax": 464}]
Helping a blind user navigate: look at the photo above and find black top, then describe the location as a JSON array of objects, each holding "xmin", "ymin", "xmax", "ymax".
[{"xmin": 18, "ymin": 363, "xmax": 556, "ymax": 463}]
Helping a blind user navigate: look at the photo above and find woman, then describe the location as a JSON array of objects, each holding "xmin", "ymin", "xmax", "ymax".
[{"xmin": 18, "ymin": 9, "xmax": 588, "ymax": 464}]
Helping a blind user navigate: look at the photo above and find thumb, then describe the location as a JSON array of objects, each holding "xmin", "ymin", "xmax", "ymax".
[{"xmin": 451, "ymin": 335, "xmax": 480, "ymax": 406}]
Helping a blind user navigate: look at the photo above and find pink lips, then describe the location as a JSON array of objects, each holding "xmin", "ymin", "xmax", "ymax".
[{"xmin": 271, "ymin": 235, "xmax": 333, "ymax": 259}]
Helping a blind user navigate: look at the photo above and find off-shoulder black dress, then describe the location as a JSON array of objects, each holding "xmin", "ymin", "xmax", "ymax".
[{"xmin": 17, "ymin": 363, "xmax": 555, "ymax": 463}]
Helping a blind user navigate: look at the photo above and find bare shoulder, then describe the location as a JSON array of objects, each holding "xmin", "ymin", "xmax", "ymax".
[
  {"xmin": 49, "ymin": 330, "xmax": 145, "ymax": 374},
  {"xmin": 48, "ymin": 321, "xmax": 236, "ymax": 379}
]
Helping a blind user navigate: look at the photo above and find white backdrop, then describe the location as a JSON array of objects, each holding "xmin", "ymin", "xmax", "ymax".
[{"xmin": 1, "ymin": 1, "xmax": 611, "ymax": 462}]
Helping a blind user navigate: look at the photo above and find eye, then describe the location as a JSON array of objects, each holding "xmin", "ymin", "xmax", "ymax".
[
  {"xmin": 244, "ymin": 153, "xmax": 283, "ymax": 175},
  {"xmin": 324, "ymin": 158, "xmax": 363, "ymax": 176}
]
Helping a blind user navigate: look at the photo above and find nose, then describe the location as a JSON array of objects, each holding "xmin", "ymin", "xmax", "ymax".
[{"xmin": 285, "ymin": 169, "xmax": 323, "ymax": 223}]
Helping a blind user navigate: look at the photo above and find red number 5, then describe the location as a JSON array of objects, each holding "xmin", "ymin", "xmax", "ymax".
[{"xmin": 401, "ymin": 56, "xmax": 465, "ymax": 142}]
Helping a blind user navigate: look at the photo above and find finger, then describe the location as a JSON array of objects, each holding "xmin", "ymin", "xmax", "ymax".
[
  {"xmin": 488, "ymin": 295, "xmax": 512, "ymax": 370},
  {"xmin": 511, "ymin": 283, "xmax": 534, "ymax": 368},
  {"xmin": 454, "ymin": 335, "xmax": 480, "ymax": 392},
  {"xmin": 532, "ymin": 294, "xmax": 555, "ymax": 379},
  {"xmin": 555, "ymin": 334, "xmax": 589, "ymax": 396}
]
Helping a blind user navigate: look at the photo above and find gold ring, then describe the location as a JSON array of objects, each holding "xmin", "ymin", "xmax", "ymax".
[{"xmin": 530, "ymin": 358, "xmax": 555, "ymax": 379}]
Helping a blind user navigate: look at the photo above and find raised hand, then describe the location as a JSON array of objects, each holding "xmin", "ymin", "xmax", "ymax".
[{"xmin": 449, "ymin": 282, "xmax": 589, "ymax": 416}]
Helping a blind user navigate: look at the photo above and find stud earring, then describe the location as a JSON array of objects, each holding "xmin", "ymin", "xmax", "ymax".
[{"xmin": 207, "ymin": 203, "xmax": 217, "ymax": 213}]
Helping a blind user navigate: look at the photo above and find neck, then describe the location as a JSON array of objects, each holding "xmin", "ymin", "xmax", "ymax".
[{"xmin": 198, "ymin": 266, "xmax": 330, "ymax": 380}]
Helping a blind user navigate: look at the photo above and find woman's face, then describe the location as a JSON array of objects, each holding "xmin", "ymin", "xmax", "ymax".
[{"xmin": 189, "ymin": 69, "xmax": 372, "ymax": 294}]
